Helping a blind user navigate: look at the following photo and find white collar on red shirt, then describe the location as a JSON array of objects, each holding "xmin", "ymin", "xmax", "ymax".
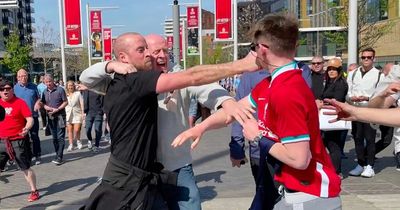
[{"xmin": 270, "ymin": 61, "xmax": 298, "ymax": 86}]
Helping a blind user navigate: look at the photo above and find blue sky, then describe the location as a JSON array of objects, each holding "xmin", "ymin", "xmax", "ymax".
[{"xmin": 33, "ymin": 0, "xmax": 215, "ymax": 41}]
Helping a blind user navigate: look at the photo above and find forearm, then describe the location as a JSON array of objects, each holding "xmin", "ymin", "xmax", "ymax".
[
  {"xmin": 79, "ymin": 62, "xmax": 112, "ymax": 93},
  {"xmin": 368, "ymin": 95, "xmax": 387, "ymax": 108},
  {"xmin": 269, "ymin": 142, "xmax": 311, "ymax": 170},
  {"xmin": 25, "ymin": 117, "xmax": 34, "ymax": 130},
  {"xmin": 196, "ymin": 109, "xmax": 230, "ymax": 133},
  {"xmin": 353, "ymin": 107, "xmax": 400, "ymax": 127},
  {"xmin": 58, "ymin": 101, "xmax": 68, "ymax": 110}
]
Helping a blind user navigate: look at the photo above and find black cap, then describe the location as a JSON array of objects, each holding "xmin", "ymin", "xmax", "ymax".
[
  {"xmin": 0, "ymin": 105, "xmax": 5, "ymax": 122},
  {"xmin": 0, "ymin": 80, "xmax": 12, "ymax": 88}
]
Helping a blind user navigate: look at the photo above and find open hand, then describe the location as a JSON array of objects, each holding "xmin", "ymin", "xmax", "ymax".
[
  {"xmin": 107, "ymin": 61, "xmax": 137, "ymax": 74},
  {"xmin": 222, "ymin": 99, "xmax": 255, "ymax": 125},
  {"xmin": 171, "ymin": 125, "xmax": 204, "ymax": 150}
]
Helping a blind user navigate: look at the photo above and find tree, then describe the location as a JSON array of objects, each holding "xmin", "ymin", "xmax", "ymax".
[
  {"xmin": 33, "ymin": 18, "xmax": 58, "ymax": 74},
  {"xmin": 0, "ymin": 30, "xmax": 32, "ymax": 74},
  {"xmin": 64, "ymin": 45, "xmax": 89, "ymax": 80},
  {"xmin": 324, "ymin": 0, "xmax": 395, "ymax": 52}
]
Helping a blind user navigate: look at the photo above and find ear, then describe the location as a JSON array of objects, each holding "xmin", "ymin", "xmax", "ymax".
[{"xmin": 118, "ymin": 52, "xmax": 127, "ymax": 63}]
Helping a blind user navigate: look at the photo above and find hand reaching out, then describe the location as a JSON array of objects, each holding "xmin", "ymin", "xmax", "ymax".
[
  {"xmin": 171, "ymin": 125, "xmax": 204, "ymax": 150},
  {"xmin": 322, "ymin": 99, "xmax": 357, "ymax": 122}
]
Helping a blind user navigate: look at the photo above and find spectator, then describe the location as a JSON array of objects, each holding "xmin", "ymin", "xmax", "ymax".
[{"xmin": 65, "ymin": 81, "xmax": 84, "ymax": 151}]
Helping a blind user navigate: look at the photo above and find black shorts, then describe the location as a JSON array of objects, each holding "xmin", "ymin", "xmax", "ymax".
[{"xmin": 0, "ymin": 137, "xmax": 32, "ymax": 170}]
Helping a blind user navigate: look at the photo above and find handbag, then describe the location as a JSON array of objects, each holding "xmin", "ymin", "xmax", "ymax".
[
  {"xmin": 319, "ymin": 108, "xmax": 352, "ymax": 131},
  {"xmin": 249, "ymin": 138, "xmax": 280, "ymax": 210}
]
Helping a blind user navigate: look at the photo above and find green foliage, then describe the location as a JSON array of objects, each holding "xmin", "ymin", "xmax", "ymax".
[{"xmin": 1, "ymin": 31, "xmax": 32, "ymax": 74}]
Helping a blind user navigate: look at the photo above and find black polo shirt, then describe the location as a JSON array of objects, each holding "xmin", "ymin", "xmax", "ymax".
[
  {"xmin": 41, "ymin": 86, "xmax": 67, "ymax": 115},
  {"xmin": 104, "ymin": 70, "xmax": 162, "ymax": 170}
]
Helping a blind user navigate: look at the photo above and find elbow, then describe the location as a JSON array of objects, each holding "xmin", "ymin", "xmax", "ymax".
[{"xmin": 292, "ymin": 154, "xmax": 312, "ymax": 170}]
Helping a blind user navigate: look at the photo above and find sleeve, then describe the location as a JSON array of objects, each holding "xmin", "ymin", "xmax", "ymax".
[
  {"xmin": 187, "ymin": 83, "xmax": 232, "ymax": 111},
  {"xmin": 60, "ymin": 88, "xmax": 67, "ymax": 102},
  {"xmin": 248, "ymin": 83, "xmax": 261, "ymax": 108},
  {"xmin": 20, "ymin": 100, "xmax": 32, "ymax": 118},
  {"xmin": 79, "ymin": 61, "xmax": 113, "ymax": 94},
  {"xmin": 300, "ymin": 64, "xmax": 312, "ymax": 88},
  {"xmin": 273, "ymin": 92, "xmax": 310, "ymax": 144}
]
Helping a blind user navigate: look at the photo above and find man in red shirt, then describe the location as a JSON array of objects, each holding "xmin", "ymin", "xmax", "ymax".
[
  {"xmin": 172, "ymin": 13, "xmax": 341, "ymax": 209},
  {"xmin": 0, "ymin": 80, "xmax": 40, "ymax": 202}
]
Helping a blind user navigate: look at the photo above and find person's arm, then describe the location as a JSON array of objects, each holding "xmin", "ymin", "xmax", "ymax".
[
  {"xmin": 20, "ymin": 116, "xmax": 33, "ymax": 136},
  {"xmin": 34, "ymin": 98, "xmax": 41, "ymax": 112},
  {"xmin": 172, "ymin": 97, "xmax": 253, "ymax": 149},
  {"xmin": 324, "ymin": 98, "xmax": 400, "ymax": 127},
  {"xmin": 79, "ymin": 61, "xmax": 137, "ymax": 94},
  {"xmin": 369, "ymin": 82, "xmax": 400, "ymax": 108},
  {"xmin": 156, "ymin": 53, "xmax": 259, "ymax": 94},
  {"xmin": 333, "ymin": 81, "xmax": 348, "ymax": 102},
  {"xmin": 79, "ymin": 93, "xmax": 85, "ymax": 120},
  {"xmin": 0, "ymin": 105, "xmax": 5, "ymax": 121}
]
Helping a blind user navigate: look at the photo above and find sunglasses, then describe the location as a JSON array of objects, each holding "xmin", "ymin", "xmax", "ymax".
[
  {"xmin": 0, "ymin": 87, "xmax": 12, "ymax": 92},
  {"xmin": 327, "ymin": 68, "xmax": 339, "ymax": 71},
  {"xmin": 312, "ymin": 62, "xmax": 323, "ymax": 65},
  {"xmin": 250, "ymin": 42, "xmax": 269, "ymax": 52},
  {"xmin": 361, "ymin": 56, "xmax": 373, "ymax": 60}
]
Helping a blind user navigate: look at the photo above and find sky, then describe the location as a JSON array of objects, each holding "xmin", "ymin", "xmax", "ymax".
[{"xmin": 33, "ymin": 0, "xmax": 215, "ymax": 41}]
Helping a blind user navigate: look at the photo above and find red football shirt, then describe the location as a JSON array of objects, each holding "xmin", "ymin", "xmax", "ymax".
[
  {"xmin": 0, "ymin": 97, "xmax": 32, "ymax": 139},
  {"xmin": 249, "ymin": 62, "xmax": 341, "ymax": 197}
]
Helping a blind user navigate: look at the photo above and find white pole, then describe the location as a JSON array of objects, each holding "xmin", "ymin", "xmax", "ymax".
[
  {"xmin": 233, "ymin": 0, "xmax": 238, "ymax": 61},
  {"xmin": 198, "ymin": 0, "xmax": 203, "ymax": 64},
  {"xmin": 86, "ymin": 3, "xmax": 92, "ymax": 66},
  {"xmin": 348, "ymin": 0, "xmax": 358, "ymax": 64},
  {"xmin": 58, "ymin": 0, "xmax": 67, "ymax": 84},
  {"xmin": 183, "ymin": 20, "xmax": 187, "ymax": 70}
]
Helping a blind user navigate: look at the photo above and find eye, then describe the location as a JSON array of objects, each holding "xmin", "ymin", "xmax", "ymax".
[{"xmin": 152, "ymin": 49, "xmax": 161, "ymax": 55}]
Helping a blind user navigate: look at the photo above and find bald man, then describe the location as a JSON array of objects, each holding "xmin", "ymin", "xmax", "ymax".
[
  {"xmin": 80, "ymin": 32, "xmax": 257, "ymax": 210},
  {"xmin": 14, "ymin": 69, "xmax": 42, "ymax": 165}
]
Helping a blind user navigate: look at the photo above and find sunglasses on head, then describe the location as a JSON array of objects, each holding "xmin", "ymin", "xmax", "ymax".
[
  {"xmin": 0, "ymin": 87, "xmax": 12, "ymax": 92},
  {"xmin": 250, "ymin": 42, "xmax": 269, "ymax": 52},
  {"xmin": 361, "ymin": 56, "xmax": 373, "ymax": 60}
]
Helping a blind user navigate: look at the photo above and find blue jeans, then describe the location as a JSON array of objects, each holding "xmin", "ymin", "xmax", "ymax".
[
  {"xmin": 85, "ymin": 112, "xmax": 103, "ymax": 147},
  {"xmin": 162, "ymin": 164, "xmax": 201, "ymax": 210},
  {"xmin": 48, "ymin": 114, "xmax": 66, "ymax": 160},
  {"xmin": 30, "ymin": 117, "xmax": 41, "ymax": 158}
]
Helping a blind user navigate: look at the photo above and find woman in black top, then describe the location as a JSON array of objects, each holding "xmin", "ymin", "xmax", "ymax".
[{"xmin": 322, "ymin": 58, "xmax": 348, "ymax": 177}]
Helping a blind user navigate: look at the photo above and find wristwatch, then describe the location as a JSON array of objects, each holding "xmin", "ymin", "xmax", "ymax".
[{"xmin": 252, "ymin": 132, "xmax": 263, "ymax": 144}]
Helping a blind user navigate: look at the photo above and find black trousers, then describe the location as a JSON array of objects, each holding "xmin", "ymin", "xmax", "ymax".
[
  {"xmin": 375, "ymin": 125, "xmax": 394, "ymax": 155},
  {"xmin": 353, "ymin": 121, "xmax": 377, "ymax": 166},
  {"xmin": 323, "ymin": 131, "xmax": 342, "ymax": 174}
]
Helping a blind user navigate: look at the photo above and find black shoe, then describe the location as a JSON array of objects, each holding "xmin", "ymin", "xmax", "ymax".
[{"xmin": 52, "ymin": 158, "xmax": 63, "ymax": 165}]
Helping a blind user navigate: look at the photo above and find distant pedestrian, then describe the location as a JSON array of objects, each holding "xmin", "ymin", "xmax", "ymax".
[
  {"xmin": 82, "ymin": 90, "xmax": 103, "ymax": 153},
  {"xmin": 0, "ymin": 80, "xmax": 40, "ymax": 202},
  {"xmin": 65, "ymin": 81, "xmax": 84, "ymax": 151},
  {"xmin": 41, "ymin": 74, "xmax": 68, "ymax": 165},
  {"xmin": 14, "ymin": 69, "xmax": 42, "ymax": 165},
  {"xmin": 37, "ymin": 74, "xmax": 47, "ymax": 130}
]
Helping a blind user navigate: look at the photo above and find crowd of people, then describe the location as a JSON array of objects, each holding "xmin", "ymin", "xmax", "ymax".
[{"xmin": 1, "ymin": 12, "xmax": 400, "ymax": 210}]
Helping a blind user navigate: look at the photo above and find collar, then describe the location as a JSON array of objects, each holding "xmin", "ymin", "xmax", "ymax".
[{"xmin": 270, "ymin": 61, "xmax": 298, "ymax": 85}]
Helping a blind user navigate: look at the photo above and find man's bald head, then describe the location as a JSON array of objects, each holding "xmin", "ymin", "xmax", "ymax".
[
  {"xmin": 113, "ymin": 32, "xmax": 152, "ymax": 71},
  {"xmin": 145, "ymin": 34, "xmax": 169, "ymax": 72},
  {"xmin": 17, "ymin": 68, "xmax": 28, "ymax": 86}
]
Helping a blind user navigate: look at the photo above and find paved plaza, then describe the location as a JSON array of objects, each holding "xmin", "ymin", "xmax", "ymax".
[{"xmin": 0, "ymin": 126, "xmax": 399, "ymax": 210}]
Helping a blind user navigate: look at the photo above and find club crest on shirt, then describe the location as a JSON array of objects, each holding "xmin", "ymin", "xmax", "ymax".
[
  {"xmin": 5, "ymin": 107, "xmax": 12, "ymax": 115},
  {"xmin": 257, "ymin": 120, "xmax": 279, "ymax": 141}
]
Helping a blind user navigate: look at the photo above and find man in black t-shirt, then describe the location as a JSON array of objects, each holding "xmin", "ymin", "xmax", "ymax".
[{"xmin": 81, "ymin": 32, "xmax": 258, "ymax": 210}]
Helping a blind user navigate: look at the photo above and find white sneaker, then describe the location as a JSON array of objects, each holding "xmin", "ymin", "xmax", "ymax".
[
  {"xmin": 87, "ymin": 140, "xmax": 93, "ymax": 150},
  {"xmin": 349, "ymin": 164, "xmax": 364, "ymax": 176},
  {"xmin": 67, "ymin": 144, "xmax": 74, "ymax": 152},
  {"xmin": 92, "ymin": 146, "xmax": 100, "ymax": 153},
  {"xmin": 77, "ymin": 140, "xmax": 83, "ymax": 150},
  {"xmin": 361, "ymin": 165, "xmax": 375, "ymax": 178}
]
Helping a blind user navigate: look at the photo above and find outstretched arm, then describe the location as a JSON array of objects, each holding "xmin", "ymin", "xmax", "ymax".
[
  {"xmin": 171, "ymin": 97, "xmax": 253, "ymax": 149},
  {"xmin": 324, "ymin": 99, "xmax": 400, "ymax": 127},
  {"xmin": 79, "ymin": 61, "xmax": 137, "ymax": 94},
  {"xmin": 156, "ymin": 53, "xmax": 260, "ymax": 93}
]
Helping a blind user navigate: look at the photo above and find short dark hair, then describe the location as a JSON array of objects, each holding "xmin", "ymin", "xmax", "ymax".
[
  {"xmin": 0, "ymin": 80, "xmax": 13, "ymax": 88},
  {"xmin": 250, "ymin": 13, "xmax": 299, "ymax": 55},
  {"xmin": 361, "ymin": 47, "xmax": 375, "ymax": 57}
]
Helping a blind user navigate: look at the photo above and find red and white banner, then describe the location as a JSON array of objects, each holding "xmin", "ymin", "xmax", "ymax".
[
  {"xmin": 215, "ymin": 0, "xmax": 232, "ymax": 40},
  {"xmin": 103, "ymin": 28, "xmax": 112, "ymax": 61},
  {"xmin": 187, "ymin": 6, "xmax": 199, "ymax": 28},
  {"xmin": 63, "ymin": 0, "xmax": 83, "ymax": 47},
  {"xmin": 89, "ymin": 10, "xmax": 103, "ymax": 59}
]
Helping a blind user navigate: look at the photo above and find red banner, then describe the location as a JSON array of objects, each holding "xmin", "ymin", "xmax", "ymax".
[
  {"xmin": 63, "ymin": 0, "xmax": 82, "ymax": 47},
  {"xmin": 103, "ymin": 28, "xmax": 112, "ymax": 61},
  {"xmin": 89, "ymin": 10, "xmax": 103, "ymax": 58},
  {"xmin": 180, "ymin": 25, "xmax": 183, "ymax": 60},
  {"xmin": 187, "ymin": 6, "xmax": 199, "ymax": 28},
  {"xmin": 215, "ymin": 0, "xmax": 232, "ymax": 40}
]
